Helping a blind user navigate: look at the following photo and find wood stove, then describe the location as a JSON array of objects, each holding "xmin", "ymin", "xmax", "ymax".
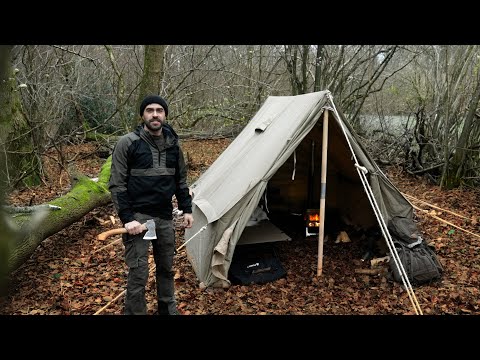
[{"xmin": 305, "ymin": 208, "xmax": 320, "ymax": 237}]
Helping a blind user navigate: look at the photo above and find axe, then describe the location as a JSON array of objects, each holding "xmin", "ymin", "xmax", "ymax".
[{"xmin": 97, "ymin": 219, "xmax": 156, "ymax": 241}]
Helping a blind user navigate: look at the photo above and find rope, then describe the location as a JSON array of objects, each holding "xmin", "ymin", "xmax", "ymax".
[{"xmin": 402, "ymin": 192, "xmax": 471, "ymax": 221}]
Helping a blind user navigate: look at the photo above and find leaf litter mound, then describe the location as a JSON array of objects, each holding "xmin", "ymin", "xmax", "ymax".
[{"xmin": 1, "ymin": 139, "xmax": 480, "ymax": 315}]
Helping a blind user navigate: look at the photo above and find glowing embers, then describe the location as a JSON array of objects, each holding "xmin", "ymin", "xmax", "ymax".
[{"xmin": 305, "ymin": 209, "xmax": 320, "ymax": 237}]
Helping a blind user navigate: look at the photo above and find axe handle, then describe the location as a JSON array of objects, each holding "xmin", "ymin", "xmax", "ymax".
[{"xmin": 97, "ymin": 223, "xmax": 147, "ymax": 241}]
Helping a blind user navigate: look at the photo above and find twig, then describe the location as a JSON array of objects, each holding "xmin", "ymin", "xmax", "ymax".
[
  {"xmin": 51, "ymin": 45, "xmax": 97, "ymax": 63},
  {"xmin": 406, "ymin": 163, "xmax": 444, "ymax": 175}
]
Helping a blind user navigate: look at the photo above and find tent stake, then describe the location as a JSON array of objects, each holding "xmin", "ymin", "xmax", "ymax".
[{"xmin": 317, "ymin": 109, "xmax": 329, "ymax": 276}]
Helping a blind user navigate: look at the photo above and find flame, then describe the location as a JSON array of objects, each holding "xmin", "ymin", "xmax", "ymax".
[
  {"xmin": 305, "ymin": 210, "xmax": 320, "ymax": 228},
  {"xmin": 309, "ymin": 213, "xmax": 320, "ymax": 222}
]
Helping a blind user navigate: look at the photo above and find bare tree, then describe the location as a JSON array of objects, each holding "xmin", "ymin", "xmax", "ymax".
[
  {"xmin": 104, "ymin": 45, "xmax": 128, "ymax": 131},
  {"xmin": 402, "ymin": 45, "xmax": 480, "ymax": 187},
  {"xmin": 160, "ymin": 45, "xmax": 286, "ymax": 135},
  {"xmin": 0, "ymin": 45, "xmax": 14, "ymax": 293},
  {"xmin": 0, "ymin": 45, "xmax": 37, "ymax": 187}
]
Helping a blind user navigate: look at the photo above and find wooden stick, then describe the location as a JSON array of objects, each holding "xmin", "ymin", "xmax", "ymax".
[
  {"xmin": 412, "ymin": 204, "xmax": 480, "ymax": 239},
  {"xmin": 92, "ymin": 238, "xmax": 122, "ymax": 254},
  {"xmin": 402, "ymin": 192, "xmax": 471, "ymax": 220},
  {"xmin": 93, "ymin": 290, "xmax": 125, "ymax": 315}
]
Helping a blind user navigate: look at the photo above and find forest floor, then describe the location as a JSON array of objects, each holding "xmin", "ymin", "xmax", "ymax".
[{"xmin": 1, "ymin": 138, "xmax": 480, "ymax": 316}]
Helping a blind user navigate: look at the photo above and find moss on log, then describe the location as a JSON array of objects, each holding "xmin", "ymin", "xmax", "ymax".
[{"xmin": 7, "ymin": 156, "xmax": 113, "ymax": 273}]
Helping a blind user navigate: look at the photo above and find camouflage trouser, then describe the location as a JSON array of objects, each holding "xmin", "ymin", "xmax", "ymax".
[{"xmin": 122, "ymin": 213, "xmax": 177, "ymax": 315}]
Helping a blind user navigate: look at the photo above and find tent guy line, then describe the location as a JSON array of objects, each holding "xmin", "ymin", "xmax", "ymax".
[{"xmin": 176, "ymin": 224, "xmax": 207, "ymax": 252}]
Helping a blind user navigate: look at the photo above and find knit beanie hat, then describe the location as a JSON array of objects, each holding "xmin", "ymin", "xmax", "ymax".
[{"xmin": 139, "ymin": 95, "xmax": 169, "ymax": 117}]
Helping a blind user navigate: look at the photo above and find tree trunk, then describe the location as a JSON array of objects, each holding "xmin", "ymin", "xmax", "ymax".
[
  {"xmin": 134, "ymin": 45, "xmax": 166, "ymax": 129},
  {"xmin": 314, "ymin": 45, "xmax": 325, "ymax": 92},
  {"xmin": 0, "ymin": 45, "xmax": 15, "ymax": 185},
  {"xmin": 449, "ymin": 73, "xmax": 480, "ymax": 185},
  {"xmin": 0, "ymin": 45, "xmax": 40, "ymax": 187},
  {"xmin": 0, "ymin": 45, "xmax": 13, "ymax": 136},
  {"xmin": 283, "ymin": 45, "xmax": 309, "ymax": 95},
  {"xmin": 104, "ymin": 45, "xmax": 127, "ymax": 131},
  {"xmin": 6, "ymin": 156, "xmax": 113, "ymax": 274},
  {"xmin": 0, "ymin": 45, "xmax": 14, "ymax": 293}
]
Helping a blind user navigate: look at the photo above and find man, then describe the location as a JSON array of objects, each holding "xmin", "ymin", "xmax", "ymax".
[{"xmin": 109, "ymin": 95, "xmax": 194, "ymax": 315}]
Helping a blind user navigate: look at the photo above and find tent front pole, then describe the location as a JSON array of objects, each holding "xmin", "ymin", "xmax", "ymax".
[{"xmin": 317, "ymin": 109, "xmax": 329, "ymax": 276}]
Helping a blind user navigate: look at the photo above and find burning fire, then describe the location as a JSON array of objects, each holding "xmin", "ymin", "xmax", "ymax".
[{"xmin": 305, "ymin": 209, "xmax": 320, "ymax": 228}]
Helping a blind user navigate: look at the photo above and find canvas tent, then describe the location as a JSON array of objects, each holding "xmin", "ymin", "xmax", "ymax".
[{"xmin": 184, "ymin": 91, "xmax": 434, "ymax": 295}]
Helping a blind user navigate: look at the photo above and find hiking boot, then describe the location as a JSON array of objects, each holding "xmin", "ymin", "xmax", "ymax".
[
  {"xmin": 157, "ymin": 303, "xmax": 180, "ymax": 315},
  {"xmin": 155, "ymin": 309, "xmax": 180, "ymax": 315}
]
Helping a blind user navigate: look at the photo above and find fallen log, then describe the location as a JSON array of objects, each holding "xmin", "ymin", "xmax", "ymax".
[{"xmin": 6, "ymin": 156, "xmax": 112, "ymax": 274}]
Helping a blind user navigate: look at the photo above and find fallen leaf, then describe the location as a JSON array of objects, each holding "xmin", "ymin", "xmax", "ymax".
[{"xmin": 174, "ymin": 270, "xmax": 182, "ymax": 280}]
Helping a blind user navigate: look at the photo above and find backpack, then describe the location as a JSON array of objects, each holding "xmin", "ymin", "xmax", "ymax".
[{"xmin": 389, "ymin": 241, "xmax": 444, "ymax": 286}]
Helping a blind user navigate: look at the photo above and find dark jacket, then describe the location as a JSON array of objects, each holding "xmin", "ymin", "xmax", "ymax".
[{"xmin": 109, "ymin": 124, "xmax": 192, "ymax": 224}]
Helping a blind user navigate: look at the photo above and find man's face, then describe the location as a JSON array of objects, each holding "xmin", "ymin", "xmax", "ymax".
[{"xmin": 143, "ymin": 103, "xmax": 166, "ymax": 132}]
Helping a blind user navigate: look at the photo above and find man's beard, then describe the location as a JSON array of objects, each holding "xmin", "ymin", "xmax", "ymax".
[{"xmin": 144, "ymin": 119, "xmax": 163, "ymax": 132}]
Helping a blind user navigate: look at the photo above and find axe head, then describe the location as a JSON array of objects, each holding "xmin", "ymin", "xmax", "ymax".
[{"xmin": 143, "ymin": 219, "xmax": 157, "ymax": 240}]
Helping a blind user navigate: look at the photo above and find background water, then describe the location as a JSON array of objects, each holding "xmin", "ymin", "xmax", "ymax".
[{"xmin": 357, "ymin": 115, "xmax": 413, "ymax": 136}]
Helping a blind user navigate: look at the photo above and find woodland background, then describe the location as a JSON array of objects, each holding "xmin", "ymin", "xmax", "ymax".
[{"xmin": 1, "ymin": 45, "xmax": 480, "ymax": 315}]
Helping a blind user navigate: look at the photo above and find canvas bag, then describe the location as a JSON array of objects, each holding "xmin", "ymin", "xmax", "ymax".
[
  {"xmin": 388, "ymin": 216, "xmax": 443, "ymax": 285},
  {"xmin": 389, "ymin": 241, "xmax": 444, "ymax": 285}
]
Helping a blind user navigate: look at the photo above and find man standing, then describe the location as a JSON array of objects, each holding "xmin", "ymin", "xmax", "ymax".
[{"xmin": 109, "ymin": 95, "xmax": 194, "ymax": 315}]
